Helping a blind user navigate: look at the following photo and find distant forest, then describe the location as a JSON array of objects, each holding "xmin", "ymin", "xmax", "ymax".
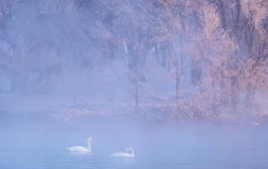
[{"xmin": 0, "ymin": 0, "xmax": 268, "ymax": 122}]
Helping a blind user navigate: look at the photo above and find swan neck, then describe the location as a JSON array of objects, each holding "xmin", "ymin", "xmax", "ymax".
[{"xmin": 87, "ymin": 141, "xmax": 91, "ymax": 150}]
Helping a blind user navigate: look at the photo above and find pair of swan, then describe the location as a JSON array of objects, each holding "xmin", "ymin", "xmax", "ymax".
[{"xmin": 66, "ymin": 137, "xmax": 135, "ymax": 157}]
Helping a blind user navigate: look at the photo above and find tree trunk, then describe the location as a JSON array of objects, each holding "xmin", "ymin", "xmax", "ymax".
[
  {"xmin": 175, "ymin": 66, "xmax": 181, "ymax": 106},
  {"xmin": 135, "ymin": 79, "xmax": 139, "ymax": 114},
  {"xmin": 128, "ymin": 45, "xmax": 140, "ymax": 114},
  {"xmin": 231, "ymin": 77, "xmax": 239, "ymax": 114},
  {"xmin": 168, "ymin": 45, "xmax": 181, "ymax": 111}
]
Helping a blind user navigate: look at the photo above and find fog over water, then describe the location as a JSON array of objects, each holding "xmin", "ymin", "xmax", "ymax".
[{"xmin": 1, "ymin": 113, "xmax": 268, "ymax": 169}]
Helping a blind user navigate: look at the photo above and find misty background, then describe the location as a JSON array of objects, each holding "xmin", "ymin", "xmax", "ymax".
[{"xmin": 0, "ymin": 0, "xmax": 268, "ymax": 122}]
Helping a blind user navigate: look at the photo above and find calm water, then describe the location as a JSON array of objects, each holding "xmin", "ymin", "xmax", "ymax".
[{"xmin": 1, "ymin": 114, "xmax": 268, "ymax": 169}]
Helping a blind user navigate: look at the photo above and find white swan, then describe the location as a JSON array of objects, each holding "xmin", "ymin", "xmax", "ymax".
[
  {"xmin": 66, "ymin": 137, "xmax": 93, "ymax": 153},
  {"xmin": 110, "ymin": 147, "xmax": 135, "ymax": 157}
]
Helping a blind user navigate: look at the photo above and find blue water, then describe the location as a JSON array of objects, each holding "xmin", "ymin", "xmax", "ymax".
[{"xmin": 1, "ymin": 114, "xmax": 268, "ymax": 169}]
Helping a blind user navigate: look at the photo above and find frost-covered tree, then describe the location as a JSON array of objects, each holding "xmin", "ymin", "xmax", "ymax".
[{"xmin": 149, "ymin": 0, "xmax": 190, "ymax": 112}]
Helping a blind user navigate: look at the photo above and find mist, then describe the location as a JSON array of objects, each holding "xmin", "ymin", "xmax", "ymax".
[
  {"xmin": 1, "ymin": 0, "xmax": 268, "ymax": 168},
  {"xmin": 1, "ymin": 113, "xmax": 268, "ymax": 168}
]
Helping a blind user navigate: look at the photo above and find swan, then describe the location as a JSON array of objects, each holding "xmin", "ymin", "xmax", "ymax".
[
  {"xmin": 110, "ymin": 147, "xmax": 135, "ymax": 157},
  {"xmin": 66, "ymin": 137, "xmax": 93, "ymax": 153}
]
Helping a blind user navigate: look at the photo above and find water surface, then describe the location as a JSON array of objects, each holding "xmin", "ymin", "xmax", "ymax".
[{"xmin": 1, "ymin": 114, "xmax": 268, "ymax": 169}]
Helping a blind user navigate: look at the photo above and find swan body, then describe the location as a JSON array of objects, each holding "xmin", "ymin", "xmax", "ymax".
[
  {"xmin": 110, "ymin": 147, "xmax": 135, "ymax": 158},
  {"xmin": 66, "ymin": 137, "xmax": 92, "ymax": 153},
  {"xmin": 66, "ymin": 146, "xmax": 90, "ymax": 152}
]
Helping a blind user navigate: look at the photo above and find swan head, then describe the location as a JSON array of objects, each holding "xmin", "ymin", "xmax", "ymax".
[
  {"xmin": 124, "ymin": 147, "xmax": 134, "ymax": 155},
  {"xmin": 87, "ymin": 137, "xmax": 93, "ymax": 142}
]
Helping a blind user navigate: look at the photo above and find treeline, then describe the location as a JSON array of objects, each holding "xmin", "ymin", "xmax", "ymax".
[{"xmin": 0, "ymin": 0, "xmax": 268, "ymax": 122}]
